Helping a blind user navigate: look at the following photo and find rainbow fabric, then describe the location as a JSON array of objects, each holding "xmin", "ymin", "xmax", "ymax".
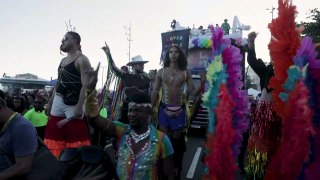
[
  {"xmin": 114, "ymin": 122, "xmax": 174, "ymax": 180},
  {"xmin": 98, "ymin": 53, "xmax": 126, "ymax": 121},
  {"xmin": 110, "ymin": 77, "xmax": 125, "ymax": 121}
]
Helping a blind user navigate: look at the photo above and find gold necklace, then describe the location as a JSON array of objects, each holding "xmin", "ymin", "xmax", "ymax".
[
  {"xmin": 62, "ymin": 51, "xmax": 81, "ymax": 67},
  {"xmin": 1, "ymin": 112, "xmax": 18, "ymax": 134},
  {"xmin": 167, "ymin": 68, "xmax": 177, "ymax": 82}
]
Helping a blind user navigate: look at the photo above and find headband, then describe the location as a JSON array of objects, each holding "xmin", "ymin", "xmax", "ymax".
[{"xmin": 128, "ymin": 102, "xmax": 152, "ymax": 108}]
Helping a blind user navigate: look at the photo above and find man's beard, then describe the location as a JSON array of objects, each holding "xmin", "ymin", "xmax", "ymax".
[
  {"xmin": 60, "ymin": 44, "xmax": 70, "ymax": 52},
  {"xmin": 135, "ymin": 69, "xmax": 143, "ymax": 74}
]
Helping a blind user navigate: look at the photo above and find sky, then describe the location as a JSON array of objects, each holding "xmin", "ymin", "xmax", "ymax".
[{"xmin": 0, "ymin": 0, "xmax": 318, "ymax": 89}]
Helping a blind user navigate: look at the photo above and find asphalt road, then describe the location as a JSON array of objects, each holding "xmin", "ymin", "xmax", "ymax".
[
  {"xmin": 181, "ymin": 128, "xmax": 207, "ymax": 180},
  {"xmin": 181, "ymin": 128, "xmax": 244, "ymax": 180}
]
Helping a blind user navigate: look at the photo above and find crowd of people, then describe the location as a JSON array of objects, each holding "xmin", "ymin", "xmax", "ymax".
[
  {"xmin": 0, "ymin": 11, "xmax": 319, "ymax": 178},
  {"xmin": 0, "ymin": 31, "xmax": 203, "ymax": 179}
]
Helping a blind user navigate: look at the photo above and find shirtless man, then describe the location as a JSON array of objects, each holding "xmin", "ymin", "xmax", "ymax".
[{"xmin": 151, "ymin": 45, "xmax": 205, "ymax": 179}]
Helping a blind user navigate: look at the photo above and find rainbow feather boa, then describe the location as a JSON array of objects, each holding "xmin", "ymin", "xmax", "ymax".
[
  {"xmin": 265, "ymin": 1, "xmax": 319, "ymax": 179},
  {"xmin": 202, "ymin": 26, "xmax": 248, "ymax": 179},
  {"xmin": 266, "ymin": 35, "xmax": 316, "ymax": 179}
]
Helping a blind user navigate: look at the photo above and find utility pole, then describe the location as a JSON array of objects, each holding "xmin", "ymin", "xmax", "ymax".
[
  {"xmin": 124, "ymin": 23, "xmax": 133, "ymax": 64},
  {"xmin": 266, "ymin": 6, "xmax": 275, "ymax": 39},
  {"xmin": 266, "ymin": 6, "xmax": 275, "ymax": 20}
]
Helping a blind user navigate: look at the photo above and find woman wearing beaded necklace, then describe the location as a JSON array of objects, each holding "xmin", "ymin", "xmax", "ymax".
[{"xmin": 84, "ymin": 64, "xmax": 175, "ymax": 180}]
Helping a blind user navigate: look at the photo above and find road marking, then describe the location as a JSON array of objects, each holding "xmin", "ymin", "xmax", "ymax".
[{"xmin": 186, "ymin": 147, "xmax": 202, "ymax": 179}]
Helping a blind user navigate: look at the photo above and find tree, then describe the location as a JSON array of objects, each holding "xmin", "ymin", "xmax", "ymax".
[{"xmin": 299, "ymin": 8, "xmax": 320, "ymax": 43}]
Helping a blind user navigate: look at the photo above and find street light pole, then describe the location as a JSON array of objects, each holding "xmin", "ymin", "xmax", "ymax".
[
  {"xmin": 266, "ymin": 6, "xmax": 275, "ymax": 39},
  {"xmin": 266, "ymin": 6, "xmax": 275, "ymax": 20},
  {"xmin": 124, "ymin": 23, "xmax": 133, "ymax": 64}
]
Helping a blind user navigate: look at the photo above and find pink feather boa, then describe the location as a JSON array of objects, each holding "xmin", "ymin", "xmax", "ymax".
[{"xmin": 204, "ymin": 84, "xmax": 238, "ymax": 180}]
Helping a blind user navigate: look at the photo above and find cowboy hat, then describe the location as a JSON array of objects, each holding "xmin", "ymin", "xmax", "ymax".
[{"xmin": 126, "ymin": 55, "xmax": 148, "ymax": 66}]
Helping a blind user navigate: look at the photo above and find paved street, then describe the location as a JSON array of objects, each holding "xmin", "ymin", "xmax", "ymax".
[
  {"xmin": 181, "ymin": 128, "xmax": 244, "ymax": 180},
  {"xmin": 181, "ymin": 129, "xmax": 206, "ymax": 180}
]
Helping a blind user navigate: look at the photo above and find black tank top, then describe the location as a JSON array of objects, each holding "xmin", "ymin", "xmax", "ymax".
[{"xmin": 56, "ymin": 57, "xmax": 82, "ymax": 95}]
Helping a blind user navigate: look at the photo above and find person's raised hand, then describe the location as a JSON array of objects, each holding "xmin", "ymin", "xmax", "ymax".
[
  {"xmin": 247, "ymin": 32, "xmax": 257, "ymax": 49},
  {"xmin": 101, "ymin": 42, "xmax": 111, "ymax": 55},
  {"xmin": 82, "ymin": 63, "xmax": 100, "ymax": 91},
  {"xmin": 248, "ymin": 32, "xmax": 257, "ymax": 43}
]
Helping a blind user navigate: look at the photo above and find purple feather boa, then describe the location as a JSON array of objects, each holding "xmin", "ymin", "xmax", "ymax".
[
  {"xmin": 302, "ymin": 37, "xmax": 320, "ymax": 179},
  {"xmin": 294, "ymin": 37, "xmax": 318, "ymax": 68},
  {"xmin": 210, "ymin": 25, "xmax": 229, "ymax": 57},
  {"xmin": 222, "ymin": 44, "xmax": 249, "ymax": 158},
  {"xmin": 209, "ymin": 25, "xmax": 249, "ymax": 158}
]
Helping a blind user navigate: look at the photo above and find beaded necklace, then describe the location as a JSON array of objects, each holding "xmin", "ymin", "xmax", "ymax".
[
  {"xmin": 127, "ymin": 136, "xmax": 149, "ymax": 155},
  {"xmin": 129, "ymin": 126, "xmax": 150, "ymax": 143}
]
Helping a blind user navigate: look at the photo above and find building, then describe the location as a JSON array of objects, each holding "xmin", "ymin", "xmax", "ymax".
[
  {"xmin": 246, "ymin": 66, "xmax": 260, "ymax": 91},
  {"xmin": 0, "ymin": 73, "xmax": 48, "ymax": 92}
]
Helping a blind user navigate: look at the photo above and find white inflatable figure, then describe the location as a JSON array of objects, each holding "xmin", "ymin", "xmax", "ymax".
[
  {"xmin": 190, "ymin": 28, "xmax": 201, "ymax": 37},
  {"xmin": 174, "ymin": 21, "xmax": 185, "ymax": 30},
  {"xmin": 231, "ymin": 16, "xmax": 241, "ymax": 34},
  {"xmin": 169, "ymin": 20, "xmax": 188, "ymax": 31},
  {"xmin": 225, "ymin": 16, "xmax": 251, "ymax": 46},
  {"xmin": 204, "ymin": 26, "xmax": 212, "ymax": 36}
]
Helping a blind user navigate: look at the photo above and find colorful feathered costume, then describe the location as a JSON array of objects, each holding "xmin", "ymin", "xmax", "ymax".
[
  {"xmin": 263, "ymin": 0, "xmax": 318, "ymax": 179},
  {"xmin": 202, "ymin": 26, "xmax": 248, "ymax": 180}
]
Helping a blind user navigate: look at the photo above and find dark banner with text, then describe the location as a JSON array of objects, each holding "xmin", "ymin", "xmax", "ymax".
[{"xmin": 160, "ymin": 29, "xmax": 191, "ymax": 61}]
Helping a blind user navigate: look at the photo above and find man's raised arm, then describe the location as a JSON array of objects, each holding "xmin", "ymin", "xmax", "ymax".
[
  {"xmin": 101, "ymin": 42, "xmax": 124, "ymax": 77},
  {"xmin": 83, "ymin": 63, "xmax": 116, "ymax": 136}
]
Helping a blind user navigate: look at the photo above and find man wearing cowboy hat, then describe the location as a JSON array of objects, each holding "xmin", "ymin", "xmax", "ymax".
[{"xmin": 101, "ymin": 43, "xmax": 150, "ymax": 124}]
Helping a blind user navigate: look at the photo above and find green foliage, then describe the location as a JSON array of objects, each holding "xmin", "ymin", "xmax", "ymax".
[{"xmin": 299, "ymin": 8, "xmax": 320, "ymax": 43}]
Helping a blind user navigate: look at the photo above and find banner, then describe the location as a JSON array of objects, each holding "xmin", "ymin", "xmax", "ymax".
[{"xmin": 160, "ymin": 29, "xmax": 191, "ymax": 61}]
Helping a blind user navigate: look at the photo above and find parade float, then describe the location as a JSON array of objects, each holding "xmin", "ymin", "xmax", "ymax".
[
  {"xmin": 160, "ymin": 17, "xmax": 251, "ymax": 179},
  {"xmin": 160, "ymin": 17, "xmax": 251, "ymax": 130},
  {"xmin": 161, "ymin": 16, "xmax": 250, "ymax": 76}
]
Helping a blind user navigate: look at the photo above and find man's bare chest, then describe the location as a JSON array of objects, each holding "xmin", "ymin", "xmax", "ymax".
[{"xmin": 162, "ymin": 70, "xmax": 186, "ymax": 85}]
